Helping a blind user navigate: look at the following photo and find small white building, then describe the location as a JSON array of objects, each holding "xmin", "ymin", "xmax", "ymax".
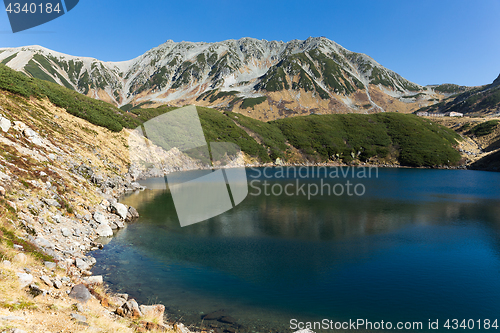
[{"xmin": 446, "ymin": 112, "xmax": 464, "ymax": 117}]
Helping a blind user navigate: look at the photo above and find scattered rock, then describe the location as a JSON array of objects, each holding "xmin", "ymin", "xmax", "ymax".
[
  {"xmin": 75, "ymin": 303, "xmax": 84, "ymax": 312},
  {"xmin": 75, "ymin": 258, "xmax": 91, "ymax": 271},
  {"xmin": 85, "ymin": 275, "xmax": 103, "ymax": 285},
  {"xmin": 0, "ymin": 186, "xmax": 5, "ymax": 197},
  {"xmin": 68, "ymin": 284, "xmax": 91, "ymax": 303},
  {"xmin": 110, "ymin": 296, "xmax": 127, "ymax": 308},
  {"xmin": 139, "ymin": 304, "xmax": 165, "ymax": 325},
  {"xmin": 23, "ymin": 128, "xmax": 43, "ymax": 146},
  {"xmin": 35, "ymin": 237, "xmax": 55, "ymax": 249},
  {"xmin": 0, "ymin": 115, "xmax": 11, "ymax": 132},
  {"xmin": 111, "ymin": 202, "xmax": 128, "ymax": 220},
  {"xmin": 117, "ymin": 299, "xmax": 142, "ymax": 319},
  {"xmin": 2, "ymin": 260, "xmax": 11, "ymax": 267},
  {"xmin": 52, "ymin": 214, "xmax": 62, "ymax": 223},
  {"xmin": 40, "ymin": 275, "xmax": 52, "ymax": 287},
  {"xmin": 61, "ymin": 228, "xmax": 71, "ymax": 237},
  {"xmin": 44, "ymin": 261, "xmax": 57, "ymax": 269},
  {"xmin": 53, "ymin": 279, "xmax": 62, "ymax": 289},
  {"xmin": 96, "ymin": 224, "xmax": 113, "ymax": 237},
  {"xmin": 41, "ymin": 198, "xmax": 61, "ymax": 208},
  {"xmin": 28, "ymin": 284, "xmax": 43, "ymax": 297},
  {"xmin": 116, "ymin": 293, "xmax": 128, "ymax": 301},
  {"xmin": 70, "ymin": 313, "xmax": 87, "ymax": 323},
  {"xmin": 143, "ymin": 321, "xmax": 167, "ymax": 332},
  {"xmin": 13, "ymin": 244, "xmax": 23, "ymax": 250},
  {"xmin": 93, "ymin": 211, "xmax": 107, "ymax": 225},
  {"xmin": 16, "ymin": 272, "xmax": 33, "ymax": 288},
  {"xmin": 127, "ymin": 206, "xmax": 140, "ymax": 221},
  {"xmin": 13, "ymin": 253, "xmax": 27, "ymax": 263}
]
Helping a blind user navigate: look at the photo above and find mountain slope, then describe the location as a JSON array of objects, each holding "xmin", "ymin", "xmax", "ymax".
[
  {"xmin": 417, "ymin": 74, "xmax": 500, "ymax": 116},
  {"xmin": 0, "ymin": 37, "xmax": 444, "ymax": 120},
  {"xmin": 0, "ymin": 62, "xmax": 462, "ymax": 167}
]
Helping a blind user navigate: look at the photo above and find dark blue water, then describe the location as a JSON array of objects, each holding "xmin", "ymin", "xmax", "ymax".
[{"xmin": 92, "ymin": 168, "xmax": 500, "ymax": 332}]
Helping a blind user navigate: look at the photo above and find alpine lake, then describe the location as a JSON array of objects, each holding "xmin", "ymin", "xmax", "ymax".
[{"xmin": 91, "ymin": 167, "xmax": 500, "ymax": 332}]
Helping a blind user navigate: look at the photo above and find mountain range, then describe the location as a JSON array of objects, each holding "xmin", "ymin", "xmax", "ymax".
[{"xmin": 0, "ymin": 37, "xmax": 455, "ymax": 120}]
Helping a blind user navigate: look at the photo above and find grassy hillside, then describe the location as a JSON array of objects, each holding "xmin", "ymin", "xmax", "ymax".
[
  {"xmin": 272, "ymin": 113, "xmax": 461, "ymax": 166},
  {"xmin": 0, "ymin": 64, "xmax": 139, "ymax": 132}
]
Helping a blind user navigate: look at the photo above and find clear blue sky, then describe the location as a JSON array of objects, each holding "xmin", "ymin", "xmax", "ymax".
[{"xmin": 1, "ymin": 0, "xmax": 499, "ymax": 86}]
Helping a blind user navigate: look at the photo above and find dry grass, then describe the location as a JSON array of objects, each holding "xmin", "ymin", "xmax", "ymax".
[{"xmin": 0, "ymin": 91, "xmax": 180, "ymax": 332}]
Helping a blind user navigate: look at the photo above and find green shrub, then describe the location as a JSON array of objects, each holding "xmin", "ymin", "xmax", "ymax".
[
  {"xmin": 471, "ymin": 120, "xmax": 499, "ymax": 137},
  {"xmin": 240, "ymin": 96, "xmax": 267, "ymax": 109},
  {"xmin": 0, "ymin": 64, "xmax": 140, "ymax": 132}
]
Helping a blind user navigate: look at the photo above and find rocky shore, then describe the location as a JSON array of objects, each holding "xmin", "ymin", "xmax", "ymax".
[{"xmin": 0, "ymin": 94, "xmax": 196, "ymax": 332}]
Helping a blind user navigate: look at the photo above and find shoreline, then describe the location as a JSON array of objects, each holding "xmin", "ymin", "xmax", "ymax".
[{"xmin": 0, "ymin": 92, "xmax": 496, "ymax": 332}]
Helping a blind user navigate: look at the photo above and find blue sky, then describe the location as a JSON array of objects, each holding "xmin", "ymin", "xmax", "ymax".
[{"xmin": 0, "ymin": 0, "xmax": 499, "ymax": 86}]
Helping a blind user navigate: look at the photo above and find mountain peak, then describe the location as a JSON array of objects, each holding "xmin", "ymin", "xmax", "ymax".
[
  {"xmin": 0, "ymin": 37, "xmax": 430, "ymax": 120},
  {"xmin": 493, "ymin": 73, "xmax": 500, "ymax": 86}
]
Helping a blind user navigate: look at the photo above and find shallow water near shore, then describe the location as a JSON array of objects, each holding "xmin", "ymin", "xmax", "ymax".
[{"xmin": 92, "ymin": 167, "xmax": 500, "ymax": 332}]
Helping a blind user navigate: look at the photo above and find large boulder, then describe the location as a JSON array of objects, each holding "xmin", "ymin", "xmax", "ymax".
[
  {"xmin": 96, "ymin": 224, "xmax": 113, "ymax": 237},
  {"xmin": 74, "ymin": 258, "xmax": 91, "ymax": 271},
  {"xmin": 117, "ymin": 299, "xmax": 142, "ymax": 319},
  {"xmin": 126, "ymin": 206, "xmax": 140, "ymax": 221},
  {"xmin": 93, "ymin": 211, "xmax": 107, "ymax": 225},
  {"xmin": 111, "ymin": 202, "xmax": 128, "ymax": 220},
  {"xmin": 69, "ymin": 284, "xmax": 91, "ymax": 303}
]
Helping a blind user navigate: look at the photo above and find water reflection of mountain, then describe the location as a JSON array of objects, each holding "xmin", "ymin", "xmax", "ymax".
[{"xmin": 118, "ymin": 184, "xmax": 500, "ymax": 287}]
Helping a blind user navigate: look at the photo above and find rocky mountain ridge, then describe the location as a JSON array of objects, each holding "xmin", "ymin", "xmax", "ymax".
[
  {"xmin": 0, "ymin": 37, "xmax": 445, "ymax": 120},
  {"xmin": 417, "ymin": 73, "xmax": 500, "ymax": 117}
]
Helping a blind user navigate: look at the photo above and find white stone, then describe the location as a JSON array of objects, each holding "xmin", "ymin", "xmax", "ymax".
[
  {"xmin": 85, "ymin": 275, "xmax": 103, "ymax": 284},
  {"xmin": 35, "ymin": 237, "xmax": 55, "ymax": 249},
  {"xmin": 75, "ymin": 258, "xmax": 90, "ymax": 271},
  {"xmin": 40, "ymin": 275, "xmax": 52, "ymax": 287},
  {"xmin": 61, "ymin": 228, "xmax": 71, "ymax": 237},
  {"xmin": 111, "ymin": 202, "xmax": 128, "ymax": 220},
  {"xmin": 53, "ymin": 279, "xmax": 62, "ymax": 289},
  {"xmin": 93, "ymin": 211, "xmax": 107, "ymax": 225},
  {"xmin": 44, "ymin": 261, "xmax": 56, "ymax": 269},
  {"xmin": 0, "ymin": 116, "xmax": 11, "ymax": 133},
  {"xmin": 96, "ymin": 224, "xmax": 113, "ymax": 237},
  {"xmin": 16, "ymin": 272, "xmax": 33, "ymax": 288}
]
